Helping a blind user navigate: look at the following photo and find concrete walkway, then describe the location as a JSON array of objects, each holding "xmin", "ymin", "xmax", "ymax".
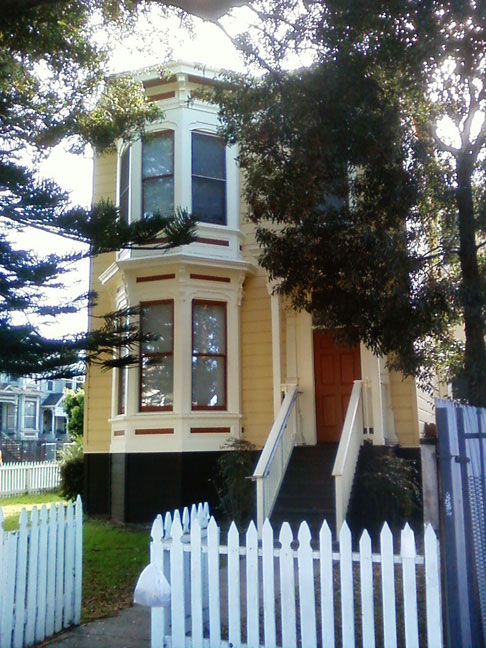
[{"xmin": 41, "ymin": 605, "xmax": 150, "ymax": 648}]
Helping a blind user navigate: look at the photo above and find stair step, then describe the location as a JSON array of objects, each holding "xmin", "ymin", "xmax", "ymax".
[{"xmin": 271, "ymin": 443, "xmax": 338, "ymax": 536}]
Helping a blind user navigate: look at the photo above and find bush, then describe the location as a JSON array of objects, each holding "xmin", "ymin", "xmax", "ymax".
[
  {"xmin": 348, "ymin": 451, "xmax": 422, "ymax": 538},
  {"xmin": 213, "ymin": 438, "xmax": 257, "ymax": 527},
  {"xmin": 58, "ymin": 435, "xmax": 84, "ymax": 500},
  {"xmin": 64, "ymin": 388, "xmax": 84, "ymax": 437}
]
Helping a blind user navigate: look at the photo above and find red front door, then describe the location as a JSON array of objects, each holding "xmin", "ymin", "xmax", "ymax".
[{"xmin": 313, "ymin": 331, "xmax": 361, "ymax": 443}]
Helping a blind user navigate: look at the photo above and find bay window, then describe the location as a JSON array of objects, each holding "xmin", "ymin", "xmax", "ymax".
[
  {"xmin": 140, "ymin": 301, "xmax": 174, "ymax": 411},
  {"xmin": 142, "ymin": 131, "xmax": 174, "ymax": 218},
  {"xmin": 192, "ymin": 132, "xmax": 226, "ymax": 225},
  {"xmin": 192, "ymin": 301, "xmax": 226, "ymax": 409}
]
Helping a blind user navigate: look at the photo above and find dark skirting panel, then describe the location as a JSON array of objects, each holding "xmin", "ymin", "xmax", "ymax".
[
  {"xmin": 84, "ymin": 453, "xmax": 111, "ymax": 516},
  {"xmin": 124, "ymin": 451, "xmax": 225, "ymax": 523},
  {"xmin": 84, "ymin": 451, "xmax": 226, "ymax": 524}
]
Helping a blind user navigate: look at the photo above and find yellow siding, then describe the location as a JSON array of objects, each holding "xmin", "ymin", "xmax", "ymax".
[
  {"xmin": 389, "ymin": 371, "xmax": 419, "ymax": 447},
  {"xmin": 84, "ymin": 153, "xmax": 117, "ymax": 453},
  {"xmin": 416, "ymin": 381, "xmax": 437, "ymax": 434},
  {"xmin": 241, "ymin": 270, "xmax": 274, "ymax": 448}
]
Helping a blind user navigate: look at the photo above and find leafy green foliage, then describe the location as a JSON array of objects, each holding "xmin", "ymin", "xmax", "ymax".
[
  {"xmin": 211, "ymin": 1, "xmax": 486, "ymax": 404},
  {"xmin": 58, "ymin": 436, "xmax": 84, "ymax": 500},
  {"xmin": 64, "ymin": 388, "xmax": 85, "ymax": 438},
  {"xmin": 349, "ymin": 452, "xmax": 422, "ymax": 539},
  {"xmin": 213, "ymin": 438, "xmax": 257, "ymax": 527},
  {"xmin": 0, "ymin": 1, "xmax": 198, "ymax": 379}
]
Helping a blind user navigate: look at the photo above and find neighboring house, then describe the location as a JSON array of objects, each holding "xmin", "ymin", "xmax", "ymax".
[
  {"xmin": 84, "ymin": 61, "xmax": 438, "ymax": 524},
  {"xmin": 0, "ymin": 374, "xmax": 83, "ymax": 441}
]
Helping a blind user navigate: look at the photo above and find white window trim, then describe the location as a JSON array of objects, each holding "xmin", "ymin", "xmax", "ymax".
[
  {"xmin": 109, "ymin": 266, "xmax": 246, "ymax": 453},
  {"xmin": 116, "ymin": 108, "xmax": 239, "ymax": 232}
]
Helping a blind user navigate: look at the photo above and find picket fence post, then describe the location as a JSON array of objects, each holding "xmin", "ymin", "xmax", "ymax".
[
  {"xmin": 0, "ymin": 461, "xmax": 61, "ymax": 497},
  {"xmin": 150, "ymin": 512, "xmax": 444, "ymax": 648},
  {"xmin": 0, "ymin": 497, "xmax": 83, "ymax": 648}
]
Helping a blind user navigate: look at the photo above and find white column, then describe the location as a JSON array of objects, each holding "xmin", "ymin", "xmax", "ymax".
[{"xmin": 360, "ymin": 345, "xmax": 386, "ymax": 445}]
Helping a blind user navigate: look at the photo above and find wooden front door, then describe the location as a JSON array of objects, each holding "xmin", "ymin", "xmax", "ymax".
[{"xmin": 313, "ymin": 331, "xmax": 361, "ymax": 443}]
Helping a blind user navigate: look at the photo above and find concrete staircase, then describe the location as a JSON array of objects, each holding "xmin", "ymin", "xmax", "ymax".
[{"xmin": 271, "ymin": 443, "xmax": 338, "ymax": 538}]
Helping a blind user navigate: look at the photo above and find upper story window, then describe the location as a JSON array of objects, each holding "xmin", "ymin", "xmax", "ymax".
[
  {"xmin": 116, "ymin": 117, "xmax": 236, "ymax": 231},
  {"xmin": 192, "ymin": 132, "xmax": 226, "ymax": 225},
  {"xmin": 142, "ymin": 131, "xmax": 174, "ymax": 218},
  {"xmin": 140, "ymin": 301, "xmax": 174, "ymax": 411},
  {"xmin": 192, "ymin": 301, "xmax": 226, "ymax": 410}
]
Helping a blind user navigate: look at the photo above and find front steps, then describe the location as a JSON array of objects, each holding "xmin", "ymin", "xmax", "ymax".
[{"xmin": 270, "ymin": 443, "xmax": 338, "ymax": 538}]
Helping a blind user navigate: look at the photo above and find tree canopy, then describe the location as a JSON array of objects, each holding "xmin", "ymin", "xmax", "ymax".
[
  {"xmin": 209, "ymin": 0, "xmax": 486, "ymax": 405},
  {"xmin": 64, "ymin": 387, "xmax": 85, "ymax": 438},
  {"xmin": 0, "ymin": 0, "xmax": 211, "ymax": 378}
]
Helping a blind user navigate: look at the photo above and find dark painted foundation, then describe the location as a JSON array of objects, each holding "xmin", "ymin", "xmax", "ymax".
[{"xmin": 84, "ymin": 451, "xmax": 226, "ymax": 524}]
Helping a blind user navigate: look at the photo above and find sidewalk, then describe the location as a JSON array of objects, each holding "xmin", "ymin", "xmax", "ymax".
[{"xmin": 41, "ymin": 605, "xmax": 150, "ymax": 648}]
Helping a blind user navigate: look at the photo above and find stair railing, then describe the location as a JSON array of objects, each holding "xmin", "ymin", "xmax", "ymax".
[
  {"xmin": 332, "ymin": 380, "xmax": 364, "ymax": 531},
  {"xmin": 251, "ymin": 383, "xmax": 299, "ymax": 535}
]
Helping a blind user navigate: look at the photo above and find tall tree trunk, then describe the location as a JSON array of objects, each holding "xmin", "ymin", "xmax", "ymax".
[{"xmin": 456, "ymin": 155, "xmax": 486, "ymax": 406}]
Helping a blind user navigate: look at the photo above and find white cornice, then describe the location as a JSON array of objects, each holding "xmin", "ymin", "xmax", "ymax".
[
  {"xmin": 98, "ymin": 262, "xmax": 119, "ymax": 286},
  {"xmin": 117, "ymin": 254, "xmax": 256, "ymax": 276}
]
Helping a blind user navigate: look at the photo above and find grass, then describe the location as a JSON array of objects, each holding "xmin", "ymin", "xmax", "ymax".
[
  {"xmin": 82, "ymin": 519, "xmax": 149, "ymax": 622},
  {"xmin": 0, "ymin": 491, "xmax": 64, "ymax": 530},
  {"xmin": 0, "ymin": 492, "xmax": 151, "ymax": 623}
]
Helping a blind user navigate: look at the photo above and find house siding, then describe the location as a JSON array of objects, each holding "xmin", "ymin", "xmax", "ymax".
[
  {"xmin": 240, "ymin": 270, "xmax": 274, "ymax": 448},
  {"xmin": 84, "ymin": 153, "xmax": 117, "ymax": 454},
  {"xmin": 416, "ymin": 382, "xmax": 436, "ymax": 435},
  {"xmin": 389, "ymin": 371, "xmax": 419, "ymax": 447}
]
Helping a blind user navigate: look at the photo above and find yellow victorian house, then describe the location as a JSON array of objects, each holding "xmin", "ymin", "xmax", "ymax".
[{"xmin": 84, "ymin": 62, "xmax": 436, "ymax": 528}]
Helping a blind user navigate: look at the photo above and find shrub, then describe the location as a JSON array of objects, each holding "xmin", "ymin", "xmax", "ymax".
[
  {"xmin": 64, "ymin": 388, "xmax": 84, "ymax": 437},
  {"xmin": 213, "ymin": 438, "xmax": 257, "ymax": 527},
  {"xmin": 348, "ymin": 452, "xmax": 422, "ymax": 538},
  {"xmin": 58, "ymin": 435, "xmax": 84, "ymax": 500}
]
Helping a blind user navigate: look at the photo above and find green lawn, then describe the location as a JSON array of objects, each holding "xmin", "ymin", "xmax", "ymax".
[
  {"xmin": 0, "ymin": 492, "xmax": 150, "ymax": 622},
  {"xmin": 0, "ymin": 491, "xmax": 64, "ymax": 530}
]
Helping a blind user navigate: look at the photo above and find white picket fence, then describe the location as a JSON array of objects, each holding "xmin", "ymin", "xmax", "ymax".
[
  {"xmin": 0, "ymin": 461, "xmax": 61, "ymax": 497},
  {"xmin": 149, "ymin": 511, "xmax": 443, "ymax": 648},
  {"xmin": 0, "ymin": 496, "xmax": 83, "ymax": 648}
]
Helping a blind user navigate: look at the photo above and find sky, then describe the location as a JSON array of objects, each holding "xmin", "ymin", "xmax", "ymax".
[{"xmin": 33, "ymin": 7, "xmax": 251, "ymax": 339}]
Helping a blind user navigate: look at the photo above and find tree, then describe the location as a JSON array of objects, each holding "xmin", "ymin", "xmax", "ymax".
[
  {"xmin": 0, "ymin": 0, "xmax": 229, "ymax": 378},
  {"xmin": 208, "ymin": 1, "xmax": 486, "ymax": 405},
  {"xmin": 64, "ymin": 387, "xmax": 85, "ymax": 438}
]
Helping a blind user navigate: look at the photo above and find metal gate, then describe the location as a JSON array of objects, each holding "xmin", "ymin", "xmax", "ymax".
[{"xmin": 436, "ymin": 399, "xmax": 486, "ymax": 647}]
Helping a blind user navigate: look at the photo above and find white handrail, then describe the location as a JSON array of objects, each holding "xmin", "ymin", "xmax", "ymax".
[
  {"xmin": 251, "ymin": 383, "xmax": 298, "ymax": 535},
  {"xmin": 332, "ymin": 380, "xmax": 364, "ymax": 530}
]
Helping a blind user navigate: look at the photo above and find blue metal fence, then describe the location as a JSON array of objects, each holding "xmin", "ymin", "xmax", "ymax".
[{"xmin": 436, "ymin": 399, "xmax": 486, "ymax": 647}]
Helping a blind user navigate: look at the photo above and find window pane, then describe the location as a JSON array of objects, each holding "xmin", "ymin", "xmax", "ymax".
[
  {"xmin": 117, "ymin": 366, "xmax": 126, "ymax": 415},
  {"xmin": 193, "ymin": 303, "xmax": 225, "ymax": 353},
  {"xmin": 141, "ymin": 356, "xmax": 174, "ymax": 408},
  {"xmin": 192, "ymin": 177, "xmax": 225, "ymax": 224},
  {"xmin": 143, "ymin": 133, "xmax": 173, "ymax": 178},
  {"xmin": 142, "ymin": 303, "xmax": 173, "ymax": 353},
  {"xmin": 143, "ymin": 177, "xmax": 174, "ymax": 218},
  {"xmin": 192, "ymin": 133, "xmax": 225, "ymax": 179},
  {"xmin": 119, "ymin": 148, "xmax": 130, "ymax": 223},
  {"xmin": 24, "ymin": 400, "xmax": 36, "ymax": 428},
  {"xmin": 191, "ymin": 357, "xmax": 225, "ymax": 407}
]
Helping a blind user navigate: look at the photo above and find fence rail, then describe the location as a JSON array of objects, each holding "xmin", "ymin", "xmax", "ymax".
[
  {"xmin": 150, "ymin": 513, "xmax": 443, "ymax": 648},
  {"xmin": 251, "ymin": 383, "xmax": 299, "ymax": 534},
  {"xmin": 0, "ymin": 461, "xmax": 61, "ymax": 497},
  {"xmin": 332, "ymin": 380, "xmax": 364, "ymax": 531},
  {"xmin": 0, "ymin": 496, "xmax": 83, "ymax": 648}
]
